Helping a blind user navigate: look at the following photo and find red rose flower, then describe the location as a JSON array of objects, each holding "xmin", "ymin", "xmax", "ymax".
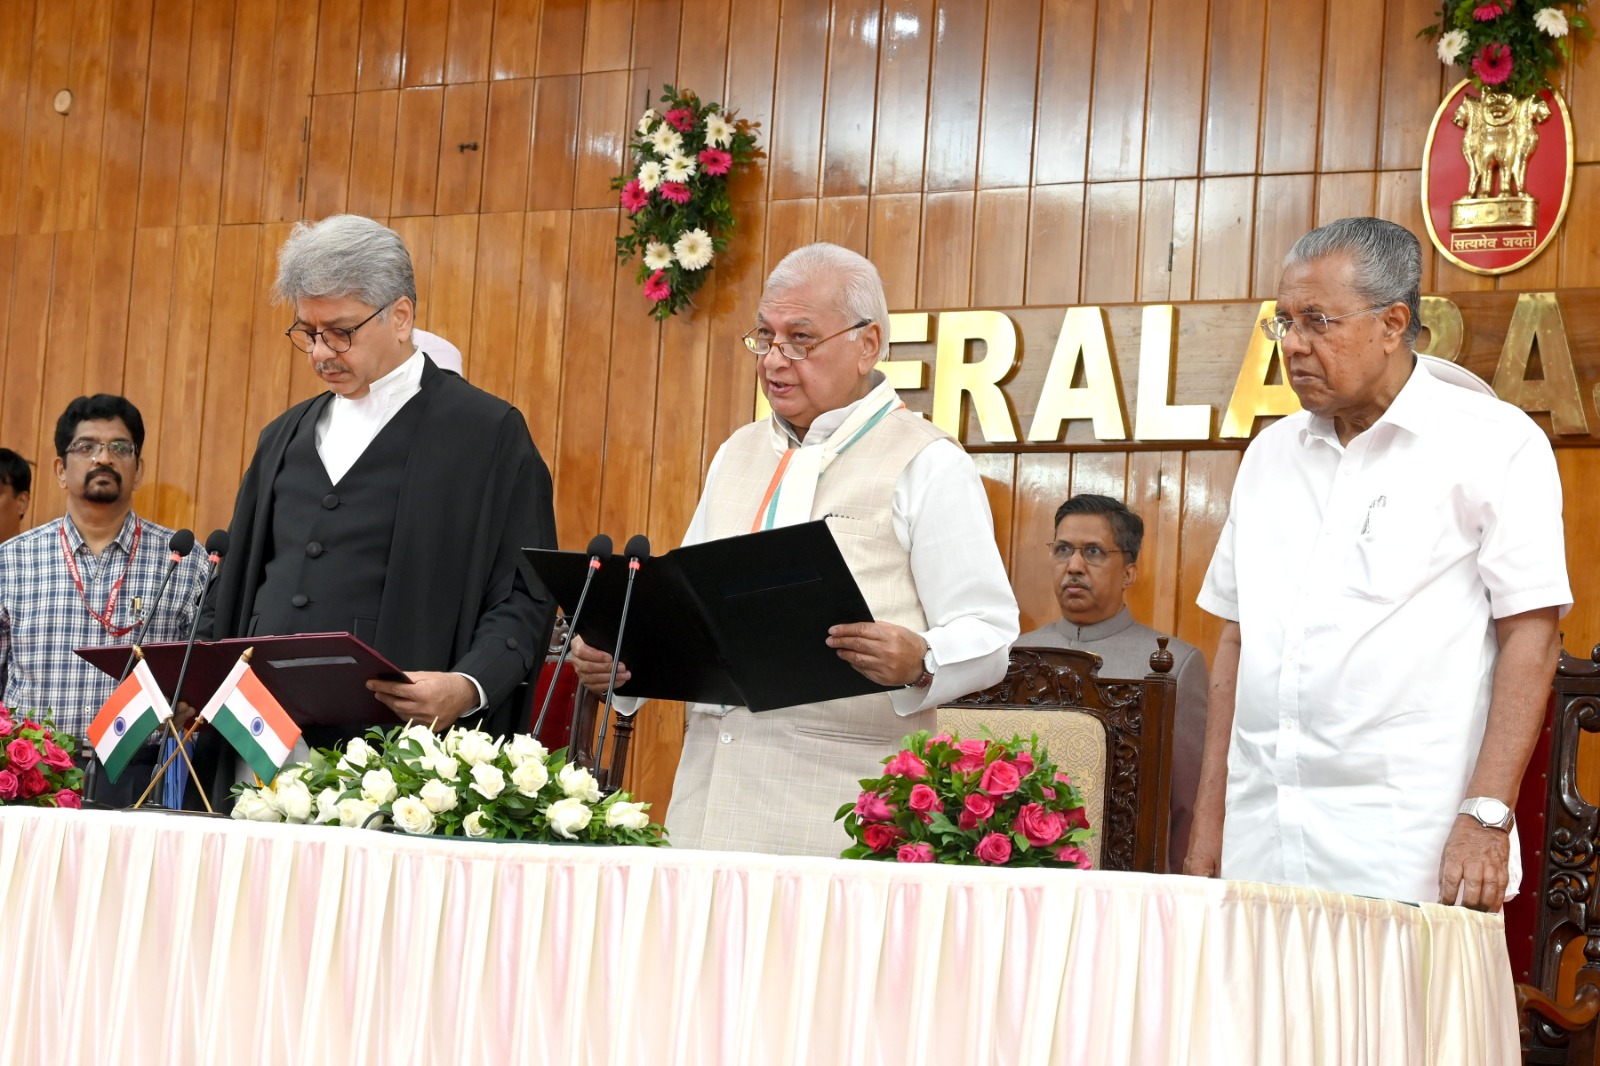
[
  {"xmin": 54, "ymin": 789, "xmax": 82, "ymax": 809},
  {"xmin": 958, "ymin": 809, "xmax": 980, "ymax": 831},
  {"xmin": 928, "ymin": 733, "xmax": 952, "ymax": 745},
  {"xmin": 1064, "ymin": 804, "xmax": 1090, "ymax": 831},
  {"xmin": 18, "ymin": 767, "xmax": 47, "ymax": 798},
  {"xmin": 896, "ymin": 842, "xmax": 935, "ymax": 863},
  {"xmin": 964, "ymin": 792, "xmax": 995, "ymax": 820},
  {"xmin": 953, "ymin": 739, "xmax": 989, "ymax": 774},
  {"xmin": 1472, "ymin": 42, "xmax": 1514, "ymax": 85},
  {"xmin": 854, "ymin": 790, "xmax": 897, "ymax": 822},
  {"xmin": 0, "ymin": 769, "xmax": 18, "ymax": 800},
  {"xmin": 975, "ymin": 832, "xmax": 1013, "ymax": 865},
  {"xmin": 885, "ymin": 750, "xmax": 929, "ymax": 779},
  {"xmin": 643, "ymin": 269, "xmax": 671, "ymax": 302},
  {"xmin": 1055, "ymin": 844, "xmax": 1092, "ymax": 869},
  {"xmin": 863, "ymin": 823, "xmax": 905, "ymax": 852},
  {"xmin": 697, "ymin": 147, "xmax": 733, "ymax": 176},
  {"xmin": 6, "ymin": 737, "xmax": 41, "ymax": 772},
  {"xmin": 1014, "ymin": 803, "xmax": 1067, "ymax": 847},
  {"xmin": 619, "ymin": 179, "xmax": 649, "ymax": 213},
  {"xmin": 907, "ymin": 783, "xmax": 940, "ymax": 813},
  {"xmin": 41, "ymin": 741, "xmax": 74, "ymax": 771},
  {"xmin": 0, "ymin": 717, "xmax": 12, "ymax": 739},
  {"xmin": 1012, "ymin": 750, "xmax": 1035, "ymax": 778},
  {"xmin": 664, "ymin": 107, "xmax": 696, "ymax": 132},
  {"xmin": 979, "ymin": 759, "xmax": 1022, "ymax": 797}
]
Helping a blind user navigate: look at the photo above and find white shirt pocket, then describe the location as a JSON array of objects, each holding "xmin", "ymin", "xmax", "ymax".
[{"xmin": 1342, "ymin": 499, "xmax": 1437, "ymax": 604}]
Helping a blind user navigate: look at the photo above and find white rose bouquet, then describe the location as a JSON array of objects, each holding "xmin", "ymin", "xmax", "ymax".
[{"xmin": 229, "ymin": 724, "xmax": 669, "ymax": 847}]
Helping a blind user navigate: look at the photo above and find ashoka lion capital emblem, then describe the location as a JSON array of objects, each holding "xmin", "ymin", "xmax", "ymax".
[{"xmin": 1451, "ymin": 90, "xmax": 1551, "ymax": 230}]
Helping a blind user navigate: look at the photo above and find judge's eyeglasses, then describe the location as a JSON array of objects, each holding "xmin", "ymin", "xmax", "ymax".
[{"xmin": 285, "ymin": 304, "xmax": 391, "ymax": 354}]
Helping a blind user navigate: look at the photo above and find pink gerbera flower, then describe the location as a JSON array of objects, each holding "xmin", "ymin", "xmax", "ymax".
[
  {"xmin": 643, "ymin": 269, "xmax": 671, "ymax": 302},
  {"xmin": 619, "ymin": 179, "xmax": 649, "ymax": 213},
  {"xmin": 698, "ymin": 147, "xmax": 733, "ymax": 176},
  {"xmin": 664, "ymin": 107, "xmax": 696, "ymax": 132},
  {"xmin": 1473, "ymin": 0, "xmax": 1511, "ymax": 19},
  {"xmin": 1472, "ymin": 41, "xmax": 1514, "ymax": 84},
  {"xmin": 658, "ymin": 181, "xmax": 692, "ymax": 205}
]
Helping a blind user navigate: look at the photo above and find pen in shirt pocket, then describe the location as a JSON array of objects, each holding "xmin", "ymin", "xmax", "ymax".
[{"xmin": 1360, "ymin": 495, "xmax": 1387, "ymax": 535}]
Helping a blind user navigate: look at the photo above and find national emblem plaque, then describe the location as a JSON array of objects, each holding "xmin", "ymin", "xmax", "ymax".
[{"xmin": 1422, "ymin": 79, "xmax": 1574, "ymax": 276}]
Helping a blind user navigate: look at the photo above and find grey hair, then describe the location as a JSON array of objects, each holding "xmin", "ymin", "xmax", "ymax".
[
  {"xmin": 1282, "ymin": 217, "xmax": 1423, "ymax": 345},
  {"xmin": 763, "ymin": 243, "xmax": 892, "ymax": 350},
  {"xmin": 274, "ymin": 214, "xmax": 418, "ymax": 314}
]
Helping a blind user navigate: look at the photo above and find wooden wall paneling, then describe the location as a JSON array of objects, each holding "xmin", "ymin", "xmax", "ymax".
[
  {"xmin": 136, "ymin": 0, "xmax": 196, "ymax": 230},
  {"xmin": 1562, "ymin": 37, "xmax": 1600, "ymax": 165},
  {"xmin": 490, "ymin": 0, "xmax": 543, "ymax": 81},
  {"xmin": 1193, "ymin": 175, "xmax": 1255, "ymax": 301},
  {"xmin": 436, "ymin": 82, "xmax": 489, "ymax": 215},
  {"xmin": 259, "ymin": 0, "xmax": 318, "ymax": 224},
  {"xmin": 1312, "ymin": 170, "xmax": 1375, "ymax": 226},
  {"xmin": 391, "ymin": 87, "xmax": 446, "ymax": 217},
  {"xmin": 868, "ymin": 193, "xmax": 922, "ymax": 310},
  {"xmin": 1, "ymin": 236, "xmax": 55, "ymax": 481},
  {"xmin": 917, "ymin": 191, "xmax": 975, "ymax": 309},
  {"xmin": 401, "ymin": 0, "xmax": 449, "ymax": 88},
  {"xmin": 1317, "ymin": 0, "xmax": 1383, "ymax": 172},
  {"xmin": 55, "ymin": 0, "xmax": 114, "ymax": 233},
  {"xmin": 536, "ymin": 0, "xmax": 587, "ymax": 79},
  {"xmin": 424, "ymin": 213, "xmax": 480, "ymax": 363},
  {"xmin": 218, "ymin": 0, "xmax": 278, "ymax": 226},
  {"xmin": 763, "ymin": 196, "xmax": 818, "ymax": 267},
  {"xmin": 701, "ymin": 198, "xmax": 766, "ymax": 456},
  {"xmin": 1023, "ymin": 183, "xmax": 1083, "ymax": 307},
  {"xmin": 596, "ymin": 268, "xmax": 662, "ymax": 542},
  {"xmin": 1079, "ymin": 181, "xmax": 1140, "ymax": 305},
  {"xmin": 1011, "ymin": 453, "xmax": 1072, "ymax": 634},
  {"xmin": 512, "ymin": 209, "xmax": 573, "ymax": 453},
  {"xmin": 1559, "ymin": 165, "xmax": 1600, "ymax": 288},
  {"xmin": 1200, "ymin": 0, "xmax": 1266, "ymax": 176},
  {"xmin": 1557, "ymin": 449, "xmax": 1600, "ymax": 653},
  {"xmin": 675, "ymin": 0, "xmax": 732, "ymax": 96},
  {"xmin": 0, "ymin": 237, "xmax": 15, "ymax": 441},
  {"xmin": 870, "ymin": 0, "xmax": 933, "ymax": 195},
  {"xmin": 1512, "ymin": 234, "xmax": 1563, "ymax": 295},
  {"xmin": 357, "ymin": 0, "xmax": 405, "ymax": 91},
  {"xmin": 1032, "ymin": 0, "xmax": 1094, "ymax": 187},
  {"xmin": 766, "ymin": 0, "xmax": 829, "ymax": 200},
  {"xmin": 572, "ymin": 71, "xmax": 631, "ymax": 209},
  {"xmin": 583, "ymin": 0, "xmax": 635, "ymax": 73},
  {"xmin": 923, "ymin": 0, "xmax": 986, "ymax": 192},
  {"xmin": 1373, "ymin": 169, "xmax": 1427, "ymax": 258},
  {"xmin": 123, "ymin": 228, "xmax": 177, "ymax": 519},
  {"xmin": 313, "ymin": 0, "xmax": 360, "ymax": 95},
  {"xmin": 976, "ymin": 0, "xmax": 1040, "ymax": 191},
  {"xmin": 528, "ymin": 75, "xmax": 582, "ymax": 211},
  {"xmin": 244, "ymin": 222, "xmax": 296, "ymax": 447},
  {"xmin": 1071, "ymin": 450, "xmax": 1127, "ymax": 499},
  {"xmin": 192, "ymin": 225, "xmax": 260, "ymax": 533},
  {"xmin": 552, "ymin": 208, "xmax": 620, "ymax": 548},
  {"xmin": 1084, "ymin": 0, "xmax": 1151, "ymax": 183},
  {"xmin": 466, "ymin": 211, "xmax": 525, "ymax": 400},
  {"xmin": 445, "ymin": 0, "xmax": 495, "ymax": 84},
  {"xmin": 174, "ymin": 0, "xmax": 235, "ymax": 227},
  {"xmin": 34, "ymin": 233, "xmax": 98, "ymax": 526},
  {"xmin": 1249, "ymin": 173, "xmax": 1313, "ymax": 298},
  {"xmin": 1257, "ymin": 0, "xmax": 1325, "ymax": 174},
  {"xmin": 1136, "ymin": 179, "xmax": 1197, "ymax": 303},
  {"xmin": 15, "ymin": 0, "xmax": 74, "ymax": 234},
  {"xmin": 649, "ymin": 309, "xmax": 711, "ymax": 550},
  {"xmin": 304, "ymin": 93, "xmax": 356, "ymax": 220},
  {"xmin": 820, "ymin": 0, "xmax": 881, "ymax": 197},
  {"xmin": 724, "ymin": 0, "xmax": 782, "ymax": 205},
  {"xmin": 629, "ymin": 0, "xmax": 683, "ymax": 103},
  {"xmin": 972, "ymin": 188, "xmax": 1029, "ymax": 307},
  {"xmin": 94, "ymin": 0, "xmax": 155, "ymax": 232},
  {"xmin": 83, "ymin": 229, "xmax": 135, "ymax": 397},
  {"xmin": 971, "ymin": 452, "xmax": 1016, "ymax": 575},
  {"xmin": 390, "ymin": 215, "xmax": 437, "ymax": 325},
  {"xmin": 345, "ymin": 90, "xmax": 400, "ymax": 218},
  {"xmin": 1175, "ymin": 449, "xmax": 1239, "ymax": 658},
  {"xmin": 1142, "ymin": 0, "xmax": 1208, "ymax": 180},
  {"xmin": 1125, "ymin": 450, "xmax": 1184, "ymax": 636},
  {"xmin": 481, "ymin": 80, "xmax": 536, "ymax": 213},
  {"xmin": 0, "ymin": 0, "xmax": 37, "ymax": 236},
  {"xmin": 152, "ymin": 225, "xmax": 218, "ymax": 530},
  {"xmin": 1378, "ymin": 0, "xmax": 1448, "ymax": 170},
  {"xmin": 816, "ymin": 195, "xmax": 869, "ymax": 255}
]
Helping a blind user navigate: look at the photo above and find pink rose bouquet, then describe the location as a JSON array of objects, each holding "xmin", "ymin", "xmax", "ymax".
[
  {"xmin": 0, "ymin": 705, "xmax": 86, "ymax": 808},
  {"xmin": 837, "ymin": 731, "xmax": 1093, "ymax": 868}
]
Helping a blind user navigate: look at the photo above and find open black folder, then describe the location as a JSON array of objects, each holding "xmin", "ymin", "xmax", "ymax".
[{"xmin": 525, "ymin": 521, "xmax": 896, "ymax": 712}]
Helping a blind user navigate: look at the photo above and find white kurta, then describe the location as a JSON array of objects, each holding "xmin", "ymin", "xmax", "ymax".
[{"xmin": 1198, "ymin": 356, "xmax": 1571, "ymax": 902}]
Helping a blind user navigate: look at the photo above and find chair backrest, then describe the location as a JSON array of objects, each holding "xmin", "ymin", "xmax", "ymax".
[{"xmin": 941, "ymin": 644, "xmax": 1176, "ymax": 873}]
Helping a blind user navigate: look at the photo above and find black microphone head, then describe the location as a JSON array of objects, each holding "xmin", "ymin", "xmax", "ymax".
[
  {"xmin": 168, "ymin": 529, "xmax": 196, "ymax": 556},
  {"xmin": 624, "ymin": 534, "xmax": 651, "ymax": 560},
  {"xmin": 205, "ymin": 529, "xmax": 229, "ymax": 557},
  {"xmin": 586, "ymin": 533, "xmax": 613, "ymax": 558}
]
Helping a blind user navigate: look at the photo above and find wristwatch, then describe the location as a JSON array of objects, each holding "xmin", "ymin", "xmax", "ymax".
[
  {"xmin": 905, "ymin": 638, "xmax": 934, "ymax": 690},
  {"xmin": 1458, "ymin": 796, "xmax": 1514, "ymax": 831}
]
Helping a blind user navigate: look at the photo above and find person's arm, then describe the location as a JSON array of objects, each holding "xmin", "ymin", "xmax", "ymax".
[
  {"xmin": 1184, "ymin": 621, "xmax": 1238, "ymax": 878},
  {"xmin": 1437, "ymin": 607, "xmax": 1560, "ymax": 910}
]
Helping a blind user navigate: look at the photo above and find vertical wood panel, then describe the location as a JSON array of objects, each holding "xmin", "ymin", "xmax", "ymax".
[
  {"xmin": 1193, "ymin": 176, "xmax": 1255, "ymax": 301},
  {"xmin": 676, "ymin": 0, "xmax": 731, "ymax": 94},
  {"xmin": 402, "ymin": 0, "xmax": 450, "ymax": 88},
  {"xmin": 391, "ymin": 87, "xmax": 446, "ymax": 217},
  {"xmin": 767, "ymin": 0, "xmax": 828, "ymax": 200},
  {"xmin": 816, "ymin": 196, "xmax": 869, "ymax": 255},
  {"xmin": 821, "ymin": 0, "xmax": 881, "ymax": 197},
  {"xmin": 358, "ymin": 0, "xmax": 406, "ymax": 91},
  {"xmin": 193, "ymin": 224, "xmax": 259, "ymax": 532},
  {"xmin": 31, "ymin": 233, "xmax": 97, "ymax": 522},
  {"xmin": 16, "ymin": 0, "xmax": 73, "ymax": 234},
  {"xmin": 124, "ymin": 228, "xmax": 177, "ymax": 519},
  {"xmin": 1559, "ymin": 165, "xmax": 1600, "ymax": 288},
  {"xmin": 977, "ymin": 0, "xmax": 1040, "ymax": 190},
  {"xmin": 1201, "ymin": 0, "xmax": 1266, "ymax": 176},
  {"xmin": 630, "ymin": 0, "xmax": 683, "ymax": 102},
  {"xmin": 1176, "ymin": 450, "xmax": 1240, "ymax": 658},
  {"xmin": 245, "ymin": 222, "xmax": 295, "ymax": 449},
  {"xmin": 1258, "ymin": 0, "xmax": 1325, "ymax": 174},
  {"xmin": 1085, "ymin": 0, "xmax": 1150, "ymax": 183},
  {"xmin": 1011, "ymin": 453, "xmax": 1071, "ymax": 634},
  {"xmin": 260, "ymin": 0, "xmax": 318, "ymax": 223},
  {"xmin": 1024, "ymin": 183, "xmax": 1083, "ymax": 307},
  {"xmin": 553, "ymin": 208, "xmax": 618, "ymax": 548},
  {"xmin": 1313, "ymin": 170, "xmax": 1375, "ymax": 225},
  {"xmin": 513, "ymin": 209, "xmax": 573, "ymax": 452},
  {"xmin": 923, "ymin": 0, "xmax": 986, "ymax": 192},
  {"xmin": 872, "ymin": 0, "xmax": 933, "ymax": 195},
  {"xmin": 1317, "ymin": 0, "xmax": 1383, "ymax": 172},
  {"xmin": 572, "ymin": 71, "xmax": 631, "ymax": 210},
  {"xmin": 436, "ymin": 82, "xmax": 489, "ymax": 215},
  {"xmin": 346, "ymin": 89, "xmax": 400, "ymax": 218},
  {"xmin": 582, "ymin": 0, "xmax": 634, "ymax": 72},
  {"xmin": 83, "ymin": 229, "xmax": 135, "ymax": 396},
  {"xmin": 314, "ymin": 0, "xmax": 361, "ymax": 95},
  {"xmin": 304, "ymin": 93, "xmax": 356, "ymax": 220},
  {"xmin": 918, "ymin": 191, "xmax": 974, "ymax": 309},
  {"xmin": 425, "ymin": 213, "xmax": 480, "ymax": 358},
  {"xmin": 1033, "ymin": 0, "xmax": 1093, "ymax": 186},
  {"xmin": 482, "ymin": 79, "xmax": 536, "ymax": 214},
  {"xmin": 1080, "ymin": 181, "xmax": 1140, "ymax": 305},
  {"xmin": 1251, "ymin": 173, "xmax": 1314, "ymax": 298},
  {"xmin": 972, "ymin": 452, "xmax": 1015, "ymax": 576},
  {"xmin": 56, "ymin": 0, "xmax": 114, "ymax": 233},
  {"xmin": 152, "ymin": 225, "xmax": 217, "ymax": 530},
  {"xmin": 136, "ymin": 0, "xmax": 195, "ymax": 230},
  {"xmin": 597, "ymin": 269, "xmax": 662, "ymax": 541},
  {"xmin": 1143, "ymin": 0, "xmax": 1207, "ymax": 180},
  {"xmin": 491, "ymin": 0, "xmax": 544, "ymax": 81},
  {"xmin": 95, "ymin": 0, "xmax": 155, "ymax": 232},
  {"xmin": 0, "ymin": 0, "xmax": 38, "ymax": 236},
  {"xmin": 466, "ymin": 211, "xmax": 525, "ymax": 398},
  {"xmin": 536, "ymin": 0, "xmax": 587, "ymax": 79},
  {"xmin": 703, "ymin": 198, "xmax": 766, "ymax": 453},
  {"xmin": 869, "ymin": 193, "xmax": 922, "ymax": 310},
  {"xmin": 1, "ymin": 236, "xmax": 55, "ymax": 473},
  {"xmin": 529, "ymin": 75, "xmax": 582, "ymax": 211},
  {"xmin": 219, "ymin": 0, "xmax": 279, "ymax": 225},
  {"xmin": 972, "ymin": 188, "xmax": 1029, "ymax": 307},
  {"xmin": 175, "ymin": 0, "xmax": 235, "ymax": 226},
  {"xmin": 724, "ymin": 0, "xmax": 781, "ymax": 205},
  {"xmin": 445, "ymin": 0, "xmax": 495, "ymax": 84},
  {"xmin": 1126, "ymin": 450, "xmax": 1185, "ymax": 636},
  {"xmin": 1379, "ymin": 0, "xmax": 1446, "ymax": 171}
]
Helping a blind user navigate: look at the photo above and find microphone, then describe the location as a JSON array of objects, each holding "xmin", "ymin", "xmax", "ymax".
[
  {"xmin": 117, "ymin": 528, "xmax": 196, "ymax": 682},
  {"xmin": 596, "ymin": 535, "xmax": 649, "ymax": 790},
  {"xmin": 532, "ymin": 534, "xmax": 613, "ymax": 739}
]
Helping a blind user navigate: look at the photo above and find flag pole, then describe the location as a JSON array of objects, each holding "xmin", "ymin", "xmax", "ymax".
[{"xmin": 134, "ymin": 646, "xmax": 257, "ymax": 811}]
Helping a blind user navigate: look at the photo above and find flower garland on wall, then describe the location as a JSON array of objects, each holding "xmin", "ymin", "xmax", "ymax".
[
  {"xmin": 612, "ymin": 86, "xmax": 759, "ymax": 320},
  {"xmin": 1422, "ymin": 1, "xmax": 1589, "ymax": 97}
]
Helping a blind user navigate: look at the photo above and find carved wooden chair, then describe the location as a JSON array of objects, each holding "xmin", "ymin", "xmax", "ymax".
[
  {"xmin": 939, "ymin": 644, "xmax": 1176, "ymax": 873},
  {"xmin": 1518, "ymin": 647, "xmax": 1600, "ymax": 1065}
]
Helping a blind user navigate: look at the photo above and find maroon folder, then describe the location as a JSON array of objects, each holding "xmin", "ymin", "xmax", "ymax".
[{"xmin": 75, "ymin": 633, "xmax": 411, "ymax": 728}]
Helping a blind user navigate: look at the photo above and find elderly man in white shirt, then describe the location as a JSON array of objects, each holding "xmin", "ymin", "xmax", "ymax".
[
  {"xmin": 571, "ymin": 242, "xmax": 1020, "ymax": 856},
  {"xmin": 1188, "ymin": 217, "xmax": 1570, "ymax": 910}
]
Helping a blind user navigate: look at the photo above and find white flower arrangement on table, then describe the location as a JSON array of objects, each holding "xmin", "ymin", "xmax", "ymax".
[
  {"xmin": 230, "ymin": 724, "xmax": 667, "ymax": 846},
  {"xmin": 612, "ymin": 85, "xmax": 760, "ymax": 320}
]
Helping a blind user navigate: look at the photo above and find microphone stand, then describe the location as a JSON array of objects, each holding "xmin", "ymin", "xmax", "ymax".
[
  {"xmin": 596, "ymin": 535, "xmax": 649, "ymax": 793},
  {"xmin": 533, "ymin": 534, "xmax": 612, "ymax": 739}
]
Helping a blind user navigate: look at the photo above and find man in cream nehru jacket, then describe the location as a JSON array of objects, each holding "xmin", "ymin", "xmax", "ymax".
[{"xmin": 572, "ymin": 243, "xmax": 1020, "ymax": 856}]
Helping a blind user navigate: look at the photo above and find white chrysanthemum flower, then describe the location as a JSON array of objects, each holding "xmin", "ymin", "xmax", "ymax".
[
  {"xmin": 637, "ymin": 160, "xmax": 663, "ymax": 192},
  {"xmin": 648, "ymin": 126, "xmax": 683, "ymax": 156},
  {"xmin": 1535, "ymin": 6, "xmax": 1569, "ymax": 36},
  {"xmin": 705, "ymin": 112, "xmax": 735, "ymax": 149},
  {"xmin": 643, "ymin": 242, "xmax": 674, "ymax": 270},
  {"xmin": 1437, "ymin": 28, "xmax": 1469, "ymax": 64},
  {"xmin": 636, "ymin": 108, "xmax": 659, "ymax": 136},
  {"xmin": 663, "ymin": 152, "xmax": 697, "ymax": 182},
  {"xmin": 673, "ymin": 228, "xmax": 714, "ymax": 271}
]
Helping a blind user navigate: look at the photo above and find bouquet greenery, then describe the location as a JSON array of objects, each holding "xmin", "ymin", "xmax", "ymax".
[
  {"xmin": 1422, "ymin": 1, "xmax": 1590, "ymax": 97},
  {"xmin": 0, "ymin": 705, "xmax": 84, "ymax": 808}
]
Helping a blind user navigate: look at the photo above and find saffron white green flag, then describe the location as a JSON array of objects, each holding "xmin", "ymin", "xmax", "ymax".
[
  {"xmin": 200, "ymin": 655, "xmax": 301, "ymax": 783},
  {"xmin": 87, "ymin": 660, "xmax": 172, "ymax": 782}
]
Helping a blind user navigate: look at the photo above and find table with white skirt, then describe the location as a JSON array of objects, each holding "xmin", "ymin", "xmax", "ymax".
[{"xmin": 0, "ymin": 808, "xmax": 1518, "ymax": 1066}]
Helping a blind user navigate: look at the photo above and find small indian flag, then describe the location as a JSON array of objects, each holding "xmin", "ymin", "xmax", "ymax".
[
  {"xmin": 200, "ymin": 655, "xmax": 300, "ymax": 783},
  {"xmin": 88, "ymin": 660, "xmax": 172, "ymax": 782}
]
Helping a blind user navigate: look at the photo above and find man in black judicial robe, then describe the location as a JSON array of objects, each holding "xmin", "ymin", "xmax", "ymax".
[{"xmin": 203, "ymin": 215, "xmax": 557, "ymax": 752}]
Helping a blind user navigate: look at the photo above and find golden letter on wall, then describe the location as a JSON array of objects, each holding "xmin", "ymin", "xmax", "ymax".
[
  {"xmin": 1417, "ymin": 296, "xmax": 1464, "ymax": 362},
  {"xmin": 933, "ymin": 310, "xmax": 1020, "ymax": 443},
  {"xmin": 753, "ymin": 313, "xmax": 932, "ymax": 421},
  {"xmin": 1492, "ymin": 292, "xmax": 1589, "ymax": 435},
  {"xmin": 1134, "ymin": 304, "xmax": 1212, "ymax": 440},
  {"xmin": 1025, "ymin": 307, "xmax": 1127, "ymax": 441},
  {"xmin": 1220, "ymin": 301, "xmax": 1303, "ymax": 437}
]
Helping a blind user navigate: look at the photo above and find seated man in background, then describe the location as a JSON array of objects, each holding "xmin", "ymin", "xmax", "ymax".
[
  {"xmin": 1016, "ymin": 493, "xmax": 1208, "ymax": 869},
  {"xmin": 0, "ymin": 448, "xmax": 30, "ymax": 542}
]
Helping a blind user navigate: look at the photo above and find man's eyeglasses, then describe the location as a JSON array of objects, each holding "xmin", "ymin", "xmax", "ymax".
[
  {"xmin": 65, "ymin": 439, "xmax": 137, "ymax": 460},
  {"xmin": 285, "ymin": 304, "xmax": 389, "ymax": 354},
  {"xmin": 1046, "ymin": 541, "xmax": 1124, "ymax": 566},
  {"xmin": 1258, "ymin": 304, "xmax": 1390, "ymax": 341},
  {"xmin": 742, "ymin": 319, "xmax": 871, "ymax": 361}
]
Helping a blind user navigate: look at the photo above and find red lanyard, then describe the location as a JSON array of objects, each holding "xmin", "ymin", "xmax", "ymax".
[{"xmin": 59, "ymin": 520, "xmax": 142, "ymax": 637}]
